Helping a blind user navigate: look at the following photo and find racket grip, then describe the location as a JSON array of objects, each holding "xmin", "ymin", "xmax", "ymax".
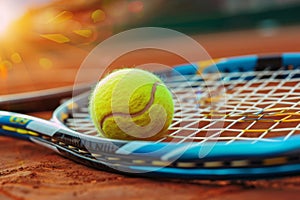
[
  {"xmin": 0, "ymin": 111, "xmax": 59, "ymax": 141},
  {"xmin": 0, "ymin": 116, "xmax": 34, "ymax": 141},
  {"xmin": 0, "ymin": 84, "xmax": 92, "ymax": 113}
]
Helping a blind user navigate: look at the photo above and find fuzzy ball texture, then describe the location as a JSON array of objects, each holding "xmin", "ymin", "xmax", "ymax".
[{"xmin": 89, "ymin": 68, "xmax": 174, "ymax": 140}]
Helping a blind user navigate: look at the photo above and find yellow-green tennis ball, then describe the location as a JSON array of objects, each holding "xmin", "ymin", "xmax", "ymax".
[{"xmin": 89, "ymin": 68, "xmax": 174, "ymax": 140}]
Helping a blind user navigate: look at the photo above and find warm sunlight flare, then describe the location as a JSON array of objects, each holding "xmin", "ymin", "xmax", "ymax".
[
  {"xmin": 0, "ymin": 3, "xmax": 21, "ymax": 36},
  {"xmin": 0, "ymin": 1, "xmax": 52, "ymax": 37}
]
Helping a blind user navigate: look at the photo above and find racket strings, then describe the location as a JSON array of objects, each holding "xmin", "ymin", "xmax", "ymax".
[
  {"xmin": 165, "ymin": 68, "xmax": 300, "ymax": 143},
  {"xmin": 64, "ymin": 68, "xmax": 300, "ymax": 143}
]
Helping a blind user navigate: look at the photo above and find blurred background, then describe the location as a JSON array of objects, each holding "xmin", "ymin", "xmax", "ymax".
[{"xmin": 1, "ymin": 0, "xmax": 300, "ymax": 96}]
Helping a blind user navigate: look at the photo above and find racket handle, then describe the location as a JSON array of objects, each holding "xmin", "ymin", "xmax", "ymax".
[
  {"xmin": 0, "ymin": 111, "xmax": 59, "ymax": 141},
  {"xmin": 0, "ymin": 84, "xmax": 92, "ymax": 113}
]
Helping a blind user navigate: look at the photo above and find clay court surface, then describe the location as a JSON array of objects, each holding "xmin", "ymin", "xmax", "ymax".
[{"xmin": 1, "ymin": 26, "xmax": 300, "ymax": 199}]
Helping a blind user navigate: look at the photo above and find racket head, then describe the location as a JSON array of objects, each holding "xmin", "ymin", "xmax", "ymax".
[{"xmin": 49, "ymin": 53, "xmax": 300, "ymax": 179}]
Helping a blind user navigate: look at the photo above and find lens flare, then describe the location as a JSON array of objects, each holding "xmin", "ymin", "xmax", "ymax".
[{"xmin": 0, "ymin": 2, "xmax": 23, "ymax": 36}]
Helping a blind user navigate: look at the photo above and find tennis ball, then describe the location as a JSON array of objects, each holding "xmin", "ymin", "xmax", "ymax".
[{"xmin": 89, "ymin": 68, "xmax": 174, "ymax": 140}]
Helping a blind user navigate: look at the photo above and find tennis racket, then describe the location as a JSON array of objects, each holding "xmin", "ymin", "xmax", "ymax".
[{"xmin": 1, "ymin": 53, "xmax": 300, "ymax": 180}]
